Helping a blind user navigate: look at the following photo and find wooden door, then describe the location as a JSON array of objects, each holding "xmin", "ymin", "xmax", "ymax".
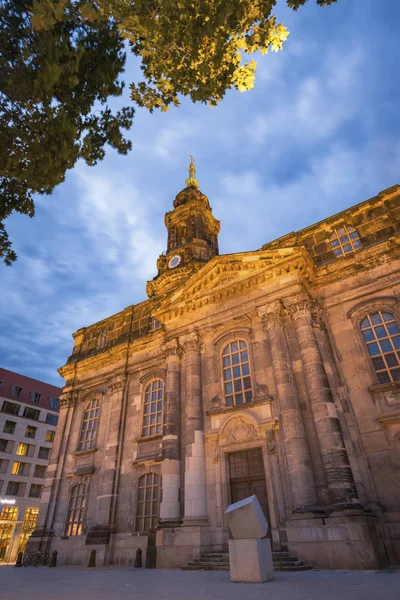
[{"xmin": 228, "ymin": 448, "xmax": 270, "ymax": 530}]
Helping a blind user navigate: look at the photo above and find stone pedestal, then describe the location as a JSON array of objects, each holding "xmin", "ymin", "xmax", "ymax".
[{"xmin": 228, "ymin": 538, "xmax": 274, "ymax": 583}]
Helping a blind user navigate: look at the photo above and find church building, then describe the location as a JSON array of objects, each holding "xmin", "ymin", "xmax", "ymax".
[{"xmin": 30, "ymin": 161, "xmax": 400, "ymax": 569}]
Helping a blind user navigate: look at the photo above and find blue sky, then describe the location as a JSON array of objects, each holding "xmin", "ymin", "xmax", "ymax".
[{"xmin": 1, "ymin": 0, "xmax": 399, "ymax": 386}]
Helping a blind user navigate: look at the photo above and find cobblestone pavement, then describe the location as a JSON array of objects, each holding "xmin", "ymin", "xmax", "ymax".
[{"xmin": 2, "ymin": 566, "xmax": 400, "ymax": 600}]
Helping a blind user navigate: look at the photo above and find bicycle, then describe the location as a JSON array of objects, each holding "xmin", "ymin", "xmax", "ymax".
[{"xmin": 22, "ymin": 549, "xmax": 50, "ymax": 567}]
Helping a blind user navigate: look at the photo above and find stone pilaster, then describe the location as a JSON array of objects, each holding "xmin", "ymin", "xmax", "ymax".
[
  {"xmin": 181, "ymin": 331, "xmax": 207, "ymax": 525},
  {"xmin": 159, "ymin": 339, "xmax": 182, "ymax": 526},
  {"xmin": 96, "ymin": 374, "xmax": 126, "ymax": 533},
  {"xmin": 284, "ymin": 294, "xmax": 361, "ymax": 509},
  {"xmin": 260, "ymin": 301, "xmax": 320, "ymax": 514}
]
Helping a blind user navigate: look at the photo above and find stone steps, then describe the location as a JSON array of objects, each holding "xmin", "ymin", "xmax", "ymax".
[{"xmin": 182, "ymin": 550, "xmax": 312, "ymax": 572}]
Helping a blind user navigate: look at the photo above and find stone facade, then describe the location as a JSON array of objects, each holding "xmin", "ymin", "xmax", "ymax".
[{"xmin": 29, "ymin": 173, "xmax": 400, "ymax": 570}]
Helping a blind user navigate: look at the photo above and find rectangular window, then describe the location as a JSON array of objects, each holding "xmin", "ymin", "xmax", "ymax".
[
  {"xmin": 3, "ymin": 421, "xmax": 16, "ymax": 434},
  {"xmin": 33, "ymin": 464, "xmax": 46, "ymax": 478},
  {"xmin": 16, "ymin": 443, "xmax": 29, "ymax": 456},
  {"xmin": 45, "ymin": 414, "xmax": 58, "ymax": 426},
  {"xmin": 0, "ymin": 438, "xmax": 9, "ymax": 453},
  {"xmin": 11, "ymin": 461, "xmax": 30, "ymax": 476},
  {"xmin": 38, "ymin": 447, "xmax": 50, "ymax": 460},
  {"xmin": 0, "ymin": 459, "xmax": 9, "ymax": 474},
  {"xmin": 23, "ymin": 507, "xmax": 39, "ymax": 530},
  {"xmin": 29, "ymin": 484, "xmax": 42, "ymax": 498},
  {"xmin": 6, "ymin": 481, "xmax": 25, "ymax": 496},
  {"xmin": 45, "ymin": 430, "xmax": 55, "ymax": 443},
  {"xmin": 25, "ymin": 425, "xmax": 37, "ymax": 439},
  {"xmin": 0, "ymin": 506, "xmax": 18, "ymax": 521},
  {"xmin": 31, "ymin": 392, "xmax": 42, "ymax": 404},
  {"xmin": 23, "ymin": 407, "xmax": 40, "ymax": 421},
  {"xmin": 49, "ymin": 398, "xmax": 59, "ymax": 410},
  {"xmin": 11, "ymin": 386, "xmax": 23, "ymax": 399},
  {"xmin": 1, "ymin": 401, "xmax": 20, "ymax": 416}
]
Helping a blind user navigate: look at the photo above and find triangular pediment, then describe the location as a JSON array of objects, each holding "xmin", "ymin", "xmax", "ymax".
[{"xmin": 153, "ymin": 246, "xmax": 316, "ymax": 317}]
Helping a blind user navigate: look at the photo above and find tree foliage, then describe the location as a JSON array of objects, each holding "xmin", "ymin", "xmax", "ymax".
[{"xmin": 0, "ymin": 0, "xmax": 337, "ymax": 264}]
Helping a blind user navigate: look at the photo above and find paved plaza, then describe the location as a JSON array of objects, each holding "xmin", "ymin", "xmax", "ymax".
[{"xmin": 1, "ymin": 566, "xmax": 400, "ymax": 600}]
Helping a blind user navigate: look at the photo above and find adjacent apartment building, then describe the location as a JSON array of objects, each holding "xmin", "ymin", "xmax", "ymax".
[{"xmin": 0, "ymin": 368, "xmax": 61, "ymax": 562}]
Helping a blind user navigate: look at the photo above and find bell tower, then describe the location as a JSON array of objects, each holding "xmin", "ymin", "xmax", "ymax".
[{"xmin": 146, "ymin": 157, "xmax": 220, "ymax": 298}]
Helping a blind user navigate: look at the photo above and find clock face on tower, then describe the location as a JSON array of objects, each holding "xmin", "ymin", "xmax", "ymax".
[{"xmin": 168, "ymin": 255, "xmax": 181, "ymax": 269}]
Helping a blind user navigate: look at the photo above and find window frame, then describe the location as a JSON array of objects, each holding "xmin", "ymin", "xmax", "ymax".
[
  {"xmin": 141, "ymin": 379, "xmax": 164, "ymax": 438},
  {"xmin": 1, "ymin": 401, "xmax": 20, "ymax": 416},
  {"xmin": 29, "ymin": 483, "xmax": 43, "ymax": 498},
  {"xmin": 329, "ymin": 224, "xmax": 363, "ymax": 257},
  {"xmin": 25, "ymin": 425, "xmax": 37, "ymax": 439},
  {"xmin": 348, "ymin": 299, "xmax": 400, "ymax": 387},
  {"xmin": 3, "ymin": 421, "xmax": 16, "ymax": 435},
  {"xmin": 64, "ymin": 482, "xmax": 87, "ymax": 536},
  {"xmin": 219, "ymin": 337, "xmax": 255, "ymax": 408},
  {"xmin": 77, "ymin": 395, "xmax": 101, "ymax": 452},
  {"xmin": 135, "ymin": 472, "xmax": 160, "ymax": 533}
]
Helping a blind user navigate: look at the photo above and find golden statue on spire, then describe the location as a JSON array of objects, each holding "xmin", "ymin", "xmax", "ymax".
[{"xmin": 185, "ymin": 155, "xmax": 199, "ymax": 188}]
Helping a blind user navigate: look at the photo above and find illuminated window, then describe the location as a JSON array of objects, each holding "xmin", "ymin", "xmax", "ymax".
[
  {"xmin": 361, "ymin": 312, "xmax": 400, "ymax": 383},
  {"xmin": 149, "ymin": 317, "xmax": 162, "ymax": 331},
  {"xmin": 29, "ymin": 484, "xmax": 42, "ymax": 498},
  {"xmin": 23, "ymin": 508, "xmax": 39, "ymax": 530},
  {"xmin": 16, "ymin": 443, "xmax": 29, "ymax": 456},
  {"xmin": 142, "ymin": 380, "xmax": 163, "ymax": 437},
  {"xmin": 65, "ymin": 483, "xmax": 86, "ymax": 536},
  {"xmin": 330, "ymin": 225, "xmax": 362, "ymax": 257},
  {"xmin": 45, "ymin": 430, "xmax": 55, "ymax": 443},
  {"xmin": 78, "ymin": 398, "xmax": 100, "ymax": 451},
  {"xmin": 135, "ymin": 473, "xmax": 160, "ymax": 532},
  {"xmin": 11, "ymin": 461, "xmax": 29, "ymax": 476},
  {"xmin": 0, "ymin": 506, "xmax": 18, "ymax": 521},
  {"xmin": 222, "ymin": 340, "xmax": 253, "ymax": 406}
]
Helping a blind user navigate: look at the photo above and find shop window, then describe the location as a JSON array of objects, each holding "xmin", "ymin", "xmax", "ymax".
[{"xmin": 65, "ymin": 483, "xmax": 87, "ymax": 536}]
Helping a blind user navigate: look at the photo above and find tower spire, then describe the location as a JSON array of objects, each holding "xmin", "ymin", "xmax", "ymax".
[{"xmin": 185, "ymin": 155, "xmax": 199, "ymax": 189}]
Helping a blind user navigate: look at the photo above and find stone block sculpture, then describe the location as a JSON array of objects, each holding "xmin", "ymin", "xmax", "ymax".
[{"xmin": 225, "ymin": 495, "xmax": 274, "ymax": 583}]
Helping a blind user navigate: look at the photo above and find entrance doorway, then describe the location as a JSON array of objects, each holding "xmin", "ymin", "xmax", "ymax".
[{"xmin": 228, "ymin": 448, "xmax": 270, "ymax": 527}]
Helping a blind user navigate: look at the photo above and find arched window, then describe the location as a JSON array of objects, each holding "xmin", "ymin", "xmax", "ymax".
[
  {"xmin": 222, "ymin": 340, "xmax": 252, "ymax": 406},
  {"xmin": 135, "ymin": 473, "xmax": 160, "ymax": 532},
  {"xmin": 78, "ymin": 397, "xmax": 100, "ymax": 451},
  {"xmin": 361, "ymin": 311, "xmax": 400, "ymax": 383},
  {"xmin": 65, "ymin": 483, "xmax": 87, "ymax": 536},
  {"xmin": 142, "ymin": 380, "xmax": 163, "ymax": 437},
  {"xmin": 330, "ymin": 225, "xmax": 362, "ymax": 257}
]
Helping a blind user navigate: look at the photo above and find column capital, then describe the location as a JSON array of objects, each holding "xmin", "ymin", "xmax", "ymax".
[
  {"xmin": 162, "ymin": 338, "xmax": 182, "ymax": 361},
  {"xmin": 283, "ymin": 294, "xmax": 313, "ymax": 322},
  {"xmin": 108, "ymin": 374, "xmax": 126, "ymax": 394},
  {"xmin": 258, "ymin": 300, "xmax": 286, "ymax": 331},
  {"xmin": 181, "ymin": 331, "xmax": 203, "ymax": 355},
  {"xmin": 59, "ymin": 390, "xmax": 79, "ymax": 409}
]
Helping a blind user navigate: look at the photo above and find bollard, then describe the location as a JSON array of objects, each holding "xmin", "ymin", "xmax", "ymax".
[
  {"xmin": 134, "ymin": 548, "xmax": 142, "ymax": 568},
  {"xmin": 48, "ymin": 551, "xmax": 58, "ymax": 568},
  {"xmin": 15, "ymin": 552, "xmax": 23, "ymax": 568},
  {"xmin": 88, "ymin": 549, "xmax": 96, "ymax": 568}
]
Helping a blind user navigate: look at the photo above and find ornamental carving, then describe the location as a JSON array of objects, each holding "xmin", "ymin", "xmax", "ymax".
[
  {"xmin": 284, "ymin": 294, "xmax": 312, "ymax": 322},
  {"xmin": 266, "ymin": 429, "xmax": 276, "ymax": 455},
  {"xmin": 181, "ymin": 331, "xmax": 203, "ymax": 355},
  {"xmin": 60, "ymin": 390, "xmax": 79, "ymax": 409},
  {"xmin": 259, "ymin": 300, "xmax": 286, "ymax": 331},
  {"xmin": 108, "ymin": 374, "xmax": 126, "ymax": 394},
  {"xmin": 221, "ymin": 417, "xmax": 262, "ymax": 446},
  {"xmin": 162, "ymin": 338, "xmax": 182, "ymax": 360}
]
